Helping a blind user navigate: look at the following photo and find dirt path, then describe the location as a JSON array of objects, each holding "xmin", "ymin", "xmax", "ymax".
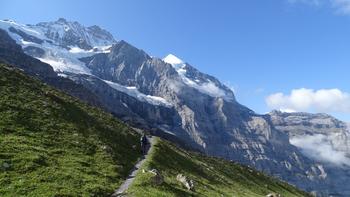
[{"xmin": 111, "ymin": 136, "xmax": 153, "ymax": 197}]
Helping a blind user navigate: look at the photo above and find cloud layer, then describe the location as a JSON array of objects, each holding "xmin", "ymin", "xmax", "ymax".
[
  {"xmin": 290, "ymin": 134, "xmax": 350, "ymax": 167},
  {"xmin": 266, "ymin": 88, "xmax": 350, "ymax": 113}
]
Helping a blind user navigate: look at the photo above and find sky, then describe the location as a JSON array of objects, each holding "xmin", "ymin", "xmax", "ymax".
[{"xmin": 1, "ymin": 0, "xmax": 350, "ymax": 121}]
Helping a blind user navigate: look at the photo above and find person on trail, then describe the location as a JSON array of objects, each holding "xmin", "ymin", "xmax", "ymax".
[{"xmin": 140, "ymin": 134, "xmax": 148, "ymax": 155}]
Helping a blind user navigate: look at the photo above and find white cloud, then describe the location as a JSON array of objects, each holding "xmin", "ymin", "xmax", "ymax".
[
  {"xmin": 290, "ymin": 134, "xmax": 350, "ymax": 167},
  {"xmin": 266, "ymin": 88, "xmax": 350, "ymax": 113},
  {"xmin": 332, "ymin": 0, "xmax": 350, "ymax": 14},
  {"xmin": 288, "ymin": 0, "xmax": 322, "ymax": 6},
  {"xmin": 185, "ymin": 79, "xmax": 233, "ymax": 100},
  {"xmin": 287, "ymin": 0, "xmax": 350, "ymax": 14},
  {"xmin": 224, "ymin": 81, "xmax": 236, "ymax": 93}
]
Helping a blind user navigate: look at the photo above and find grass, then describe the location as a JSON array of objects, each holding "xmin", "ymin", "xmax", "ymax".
[
  {"xmin": 127, "ymin": 138, "xmax": 311, "ymax": 197},
  {"xmin": 0, "ymin": 64, "xmax": 141, "ymax": 196}
]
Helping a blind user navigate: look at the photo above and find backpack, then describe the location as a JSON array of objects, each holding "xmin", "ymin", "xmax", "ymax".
[{"xmin": 141, "ymin": 136, "xmax": 148, "ymax": 144}]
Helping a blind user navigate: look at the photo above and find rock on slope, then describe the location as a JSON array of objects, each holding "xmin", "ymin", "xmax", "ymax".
[{"xmin": 1, "ymin": 18, "xmax": 350, "ymax": 196}]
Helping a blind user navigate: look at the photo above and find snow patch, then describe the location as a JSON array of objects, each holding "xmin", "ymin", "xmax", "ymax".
[
  {"xmin": 69, "ymin": 47, "xmax": 88, "ymax": 53},
  {"xmin": 163, "ymin": 54, "xmax": 184, "ymax": 65},
  {"xmin": 34, "ymin": 41, "xmax": 93, "ymax": 75},
  {"xmin": 103, "ymin": 80, "xmax": 173, "ymax": 108},
  {"xmin": 38, "ymin": 57, "xmax": 90, "ymax": 75},
  {"xmin": 58, "ymin": 73, "xmax": 68, "ymax": 78}
]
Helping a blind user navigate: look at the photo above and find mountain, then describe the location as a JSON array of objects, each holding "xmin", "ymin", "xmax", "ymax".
[
  {"xmin": 0, "ymin": 27, "xmax": 102, "ymax": 107},
  {"xmin": 0, "ymin": 62, "xmax": 309, "ymax": 196},
  {"xmin": 268, "ymin": 111, "xmax": 350, "ymax": 196},
  {"xmin": 35, "ymin": 18, "xmax": 115, "ymax": 50},
  {"xmin": 1, "ymin": 18, "xmax": 349, "ymax": 196}
]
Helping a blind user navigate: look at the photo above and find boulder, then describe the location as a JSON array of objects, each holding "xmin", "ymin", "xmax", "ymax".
[
  {"xmin": 266, "ymin": 193, "xmax": 281, "ymax": 197},
  {"xmin": 2, "ymin": 162, "xmax": 10, "ymax": 170},
  {"xmin": 149, "ymin": 169, "xmax": 164, "ymax": 185},
  {"xmin": 176, "ymin": 174, "xmax": 195, "ymax": 191}
]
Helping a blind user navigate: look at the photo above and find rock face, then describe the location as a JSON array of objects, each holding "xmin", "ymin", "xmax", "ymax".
[
  {"xmin": 268, "ymin": 111, "xmax": 350, "ymax": 196},
  {"xmin": 66, "ymin": 73, "xmax": 181, "ymax": 129},
  {"xmin": 269, "ymin": 111, "xmax": 350, "ymax": 160},
  {"xmin": 1, "ymin": 18, "xmax": 350, "ymax": 196}
]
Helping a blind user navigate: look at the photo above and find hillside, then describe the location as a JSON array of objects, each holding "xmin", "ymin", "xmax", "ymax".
[
  {"xmin": 0, "ymin": 63, "xmax": 141, "ymax": 196},
  {"xmin": 128, "ymin": 138, "xmax": 311, "ymax": 197}
]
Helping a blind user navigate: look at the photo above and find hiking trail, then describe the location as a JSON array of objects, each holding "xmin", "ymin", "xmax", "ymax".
[{"xmin": 111, "ymin": 136, "xmax": 154, "ymax": 196}]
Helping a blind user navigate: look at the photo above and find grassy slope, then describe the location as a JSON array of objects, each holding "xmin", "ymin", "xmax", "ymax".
[
  {"xmin": 0, "ymin": 64, "xmax": 141, "ymax": 196},
  {"xmin": 128, "ymin": 138, "xmax": 311, "ymax": 197}
]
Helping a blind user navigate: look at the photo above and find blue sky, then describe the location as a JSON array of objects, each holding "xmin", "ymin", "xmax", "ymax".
[{"xmin": 2, "ymin": 0, "xmax": 350, "ymax": 121}]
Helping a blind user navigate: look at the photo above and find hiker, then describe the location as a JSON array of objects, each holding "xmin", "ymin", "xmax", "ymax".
[{"xmin": 140, "ymin": 133, "xmax": 148, "ymax": 155}]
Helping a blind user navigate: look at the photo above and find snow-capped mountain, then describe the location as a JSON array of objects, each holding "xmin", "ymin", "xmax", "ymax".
[
  {"xmin": 36, "ymin": 18, "xmax": 116, "ymax": 49},
  {"xmin": 0, "ymin": 18, "xmax": 114, "ymax": 75},
  {"xmin": 1, "ymin": 18, "xmax": 350, "ymax": 196},
  {"xmin": 0, "ymin": 18, "xmax": 235, "ymax": 106}
]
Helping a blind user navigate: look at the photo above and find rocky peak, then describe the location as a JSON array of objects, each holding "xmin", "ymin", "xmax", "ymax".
[
  {"xmin": 80, "ymin": 40, "xmax": 151, "ymax": 85},
  {"xmin": 87, "ymin": 25, "xmax": 115, "ymax": 44},
  {"xmin": 36, "ymin": 18, "xmax": 116, "ymax": 49},
  {"xmin": 268, "ymin": 111, "xmax": 347, "ymax": 131},
  {"xmin": 57, "ymin": 18, "xmax": 68, "ymax": 23},
  {"xmin": 110, "ymin": 40, "xmax": 149, "ymax": 60}
]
